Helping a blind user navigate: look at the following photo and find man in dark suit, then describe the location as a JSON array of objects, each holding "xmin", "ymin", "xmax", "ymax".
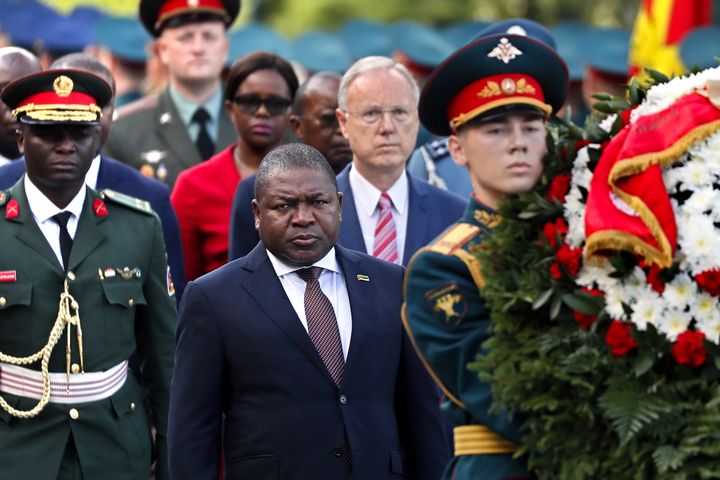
[
  {"xmin": 0, "ymin": 68, "xmax": 176, "ymax": 480},
  {"xmin": 228, "ymin": 58, "xmax": 466, "ymax": 264},
  {"xmin": 0, "ymin": 53, "xmax": 187, "ymax": 300},
  {"xmin": 335, "ymin": 56, "xmax": 466, "ymax": 265},
  {"xmin": 169, "ymin": 143, "xmax": 449, "ymax": 479},
  {"xmin": 103, "ymin": 0, "xmax": 240, "ymax": 187}
]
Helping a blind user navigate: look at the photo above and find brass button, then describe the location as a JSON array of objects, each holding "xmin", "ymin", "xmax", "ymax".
[
  {"xmin": 67, "ymin": 271, "xmax": 76, "ymax": 281},
  {"xmin": 128, "ymin": 298, "xmax": 134, "ymax": 307},
  {"xmin": 71, "ymin": 363, "xmax": 80, "ymax": 374},
  {"xmin": 0, "ymin": 297, "xmax": 5, "ymax": 307},
  {"xmin": 129, "ymin": 402, "xmax": 136, "ymax": 412},
  {"xmin": 69, "ymin": 408, "xmax": 79, "ymax": 420}
]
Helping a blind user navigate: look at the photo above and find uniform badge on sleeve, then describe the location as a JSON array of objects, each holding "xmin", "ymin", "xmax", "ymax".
[
  {"xmin": 167, "ymin": 266, "xmax": 175, "ymax": 297},
  {"xmin": 425, "ymin": 282, "xmax": 467, "ymax": 327}
]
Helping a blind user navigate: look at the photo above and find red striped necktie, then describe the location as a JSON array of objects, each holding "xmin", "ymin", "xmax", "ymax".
[{"xmin": 373, "ymin": 192, "xmax": 398, "ymax": 263}]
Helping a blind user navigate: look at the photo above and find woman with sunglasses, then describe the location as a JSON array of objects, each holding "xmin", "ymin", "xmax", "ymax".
[{"xmin": 171, "ymin": 51, "xmax": 299, "ymax": 281}]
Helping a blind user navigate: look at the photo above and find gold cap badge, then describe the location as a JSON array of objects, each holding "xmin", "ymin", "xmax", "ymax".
[{"xmin": 53, "ymin": 75, "xmax": 74, "ymax": 97}]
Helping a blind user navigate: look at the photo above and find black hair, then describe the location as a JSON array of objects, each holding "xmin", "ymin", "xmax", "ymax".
[
  {"xmin": 255, "ymin": 143, "xmax": 337, "ymax": 200},
  {"xmin": 291, "ymin": 71, "xmax": 341, "ymax": 115},
  {"xmin": 224, "ymin": 51, "xmax": 299, "ymax": 102}
]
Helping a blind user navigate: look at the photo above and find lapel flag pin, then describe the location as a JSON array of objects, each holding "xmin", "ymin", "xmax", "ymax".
[{"xmin": 356, "ymin": 274, "xmax": 370, "ymax": 282}]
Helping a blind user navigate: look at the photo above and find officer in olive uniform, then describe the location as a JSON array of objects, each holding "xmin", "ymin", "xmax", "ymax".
[
  {"xmin": 0, "ymin": 69, "xmax": 176, "ymax": 479},
  {"xmin": 403, "ymin": 20, "xmax": 569, "ymax": 480},
  {"xmin": 103, "ymin": 0, "xmax": 240, "ymax": 187}
]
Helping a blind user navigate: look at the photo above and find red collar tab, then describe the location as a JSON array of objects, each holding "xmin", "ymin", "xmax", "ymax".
[
  {"xmin": 5, "ymin": 199, "xmax": 18, "ymax": 219},
  {"xmin": 93, "ymin": 198, "xmax": 108, "ymax": 217}
]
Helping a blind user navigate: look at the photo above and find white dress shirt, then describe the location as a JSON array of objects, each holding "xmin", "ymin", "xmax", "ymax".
[
  {"xmin": 348, "ymin": 165, "xmax": 408, "ymax": 263},
  {"xmin": 84, "ymin": 154, "xmax": 101, "ymax": 190},
  {"xmin": 266, "ymin": 247, "xmax": 353, "ymax": 359},
  {"xmin": 24, "ymin": 175, "xmax": 86, "ymax": 270}
]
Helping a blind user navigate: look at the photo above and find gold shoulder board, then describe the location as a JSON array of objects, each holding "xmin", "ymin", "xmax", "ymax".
[{"xmin": 427, "ymin": 223, "xmax": 481, "ymax": 255}]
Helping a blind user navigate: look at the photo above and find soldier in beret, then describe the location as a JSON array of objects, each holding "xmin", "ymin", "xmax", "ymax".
[
  {"xmin": 402, "ymin": 20, "xmax": 569, "ymax": 480},
  {"xmin": 0, "ymin": 69, "xmax": 176, "ymax": 479},
  {"xmin": 104, "ymin": 0, "xmax": 240, "ymax": 188}
]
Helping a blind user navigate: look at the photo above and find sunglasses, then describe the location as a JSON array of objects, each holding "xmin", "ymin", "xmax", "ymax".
[{"xmin": 232, "ymin": 94, "xmax": 292, "ymax": 116}]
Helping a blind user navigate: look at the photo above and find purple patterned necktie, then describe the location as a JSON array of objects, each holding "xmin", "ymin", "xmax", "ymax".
[{"xmin": 296, "ymin": 267, "xmax": 344, "ymax": 386}]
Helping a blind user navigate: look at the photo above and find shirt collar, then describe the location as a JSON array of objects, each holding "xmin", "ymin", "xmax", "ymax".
[
  {"xmin": 348, "ymin": 165, "xmax": 408, "ymax": 217},
  {"xmin": 84, "ymin": 154, "xmax": 101, "ymax": 190},
  {"xmin": 168, "ymin": 82, "xmax": 223, "ymax": 127},
  {"xmin": 266, "ymin": 247, "xmax": 341, "ymax": 278},
  {"xmin": 24, "ymin": 174, "xmax": 86, "ymax": 223}
]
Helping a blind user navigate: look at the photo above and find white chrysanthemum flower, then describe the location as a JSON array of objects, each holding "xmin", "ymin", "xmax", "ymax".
[
  {"xmin": 696, "ymin": 315, "xmax": 720, "ymax": 344},
  {"xmin": 689, "ymin": 292, "xmax": 718, "ymax": 321},
  {"xmin": 656, "ymin": 308, "xmax": 690, "ymax": 341},
  {"xmin": 678, "ymin": 216, "xmax": 720, "ymax": 270},
  {"xmin": 604, "ymin": 286, "xmax": 629, "ymax": 320},
  {"xmin": 632, "ymin": 67, "xmax": 720, "ymax": 120},
  {"xmin": 576, "ymin": 262, "xmax": 614, "ymax": 288},
  {"xmin": 631, "ymin": 290, "xmax": 664, "ymax": 331},
  {"xmin": 674, "ymin": 161, "xmax": 715, "ymax": 189},
  {"xmin": 689, "ymin": 131, "xmax": 720, "ymax": 165},
  {"xmin": 663, "ymin": 167, "xmax": 684, "ymax": 194},
  {"xmin": 573, "ymin": 145, "xmax": 590, "ymax": 170},
  {"xmin": 662, "ymin": 274, "xmax": 697, "ymax": 309},
  {"xmin": 565, "ymin": 215, "xmax": 585, "ymax": 248},
  {"xmin": 683, "ymin": 188, "xmax": 719, "ymax": 215}
]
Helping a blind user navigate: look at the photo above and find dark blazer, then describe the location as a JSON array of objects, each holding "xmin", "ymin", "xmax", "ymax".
[
  {"xmin": 168, "ymin": 244, "xmax": 450, "ymax": 480},
  {"xmin": 103, "ymin": 87, "xmax": 236, "ymax": 188},
  {"xmin": 227, "ymin": 166, "xmax": 468, "ymax": 264},
  {"xmin": 0, "ymin": 156, "xmax": 187, "ymax": 301}
]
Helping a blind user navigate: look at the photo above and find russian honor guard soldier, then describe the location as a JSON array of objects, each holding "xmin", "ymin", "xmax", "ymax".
[
  {"xmin": 0, "ymin": 69, "xmax": 176, "ymax": 479},
  {"xmin": 402, "ymin": 20, "xmax": 569, "ymax": 480}
]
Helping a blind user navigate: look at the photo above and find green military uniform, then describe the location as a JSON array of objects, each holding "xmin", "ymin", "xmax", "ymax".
[
  {"xmin": 0, "ymin": 181, "xmax": 176, "ymax": 479},
  {"xmin": 403, "ymin": 196, "xmax": 527, "ymax": 480},
  {"xmin": 103, "ymin": 88, "xmax": 237, "ymax": 188}
]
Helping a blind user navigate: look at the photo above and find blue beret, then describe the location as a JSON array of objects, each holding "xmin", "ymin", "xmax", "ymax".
[
  {"xmin": 474, "ymin": 18, "xmax": 556, "ymax": 50},
  {"xmin": 339, "ymin": 19, "xmax": 394, "ymax": 59},
  {"xmin": 391, "ymin": 21, "xmax": 454, "ymax": 68},
  {"xmin": 581, "ymin": 27, "xmax": 630, "ymax": 77},
  {"xmin": 680, "ymin": 26, "xmax": 720, "ymax": 70},
  {"xmin": 227, "ymin": 23, "xmax": 292, "ymax": 65},
  {"xmin": 95, "ymin": 17, "xmax": 151, "ymax": 63},
  {"xmin": 291, "ymin": 31, "xmax": 352, "ymax": 74},
  {"xmin": 440, "ymin": 20, "xmax": 491, "ymax": 49}
]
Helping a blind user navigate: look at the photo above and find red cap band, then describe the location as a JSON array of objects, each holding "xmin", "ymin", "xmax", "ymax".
[
  {"xmin": 18, "ymin": 91, "xmax": 98, "ymax": 110},
  {"xmin": 447, "ymin": 73, "xmax": 551, "ymax": 130},
  {"xmin": 157, "ymin": 0, "xmax": 228, "ymax": 28}
]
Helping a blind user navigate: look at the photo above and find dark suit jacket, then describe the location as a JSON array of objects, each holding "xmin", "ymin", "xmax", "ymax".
[
  {"xmin": 227, "ymin": 167, "xmax": 468, "ymax": 264},
  {"xmin": 169, "ymin": 244, "xmax": 450, "ymax": 480},
  {"xmin": 335, "ymin": 166, "xmax": 467, "ymax": 265},
  {"xmin": 0, "ymin": 156, "xmax": 187, "ymax": 301},
  {"xmin": 103, "ymin": 87, "xmax": 236, "ymax": 188}
]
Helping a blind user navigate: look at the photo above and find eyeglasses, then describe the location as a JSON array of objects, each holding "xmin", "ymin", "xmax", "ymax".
[
  {"xmin": 232, "ymin": 94, "xmax": 292, "ymax": 116},
  {"xmin": 344, "ymin": 106, "xmax": 415, "ymax": 126}
]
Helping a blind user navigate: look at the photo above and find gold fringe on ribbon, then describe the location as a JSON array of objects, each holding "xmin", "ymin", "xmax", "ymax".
[{"xmin": 585, "ymin": 119, "xmax": 720, "ymax": 268}]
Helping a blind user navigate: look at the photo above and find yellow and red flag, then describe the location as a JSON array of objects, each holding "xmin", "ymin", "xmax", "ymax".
[{"xmin": 629, "ymin": 0, "xmax": 711, "ymax": 78}]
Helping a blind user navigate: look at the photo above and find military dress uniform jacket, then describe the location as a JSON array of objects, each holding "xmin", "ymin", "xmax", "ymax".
[
  {"xmin": 403, "ymin": 196, "xmax": 529, "ymax": 480},
  {"xmin": 103, "ymin": 87, "xmax": 236, "ymax": 188},
  {"xmin": 0, "ymin": 179, "xmax": 176, "ymax": 480}
]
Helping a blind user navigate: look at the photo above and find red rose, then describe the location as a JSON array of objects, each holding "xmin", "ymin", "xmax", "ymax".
[
  {"xmin": 550, "ymin": 244, "xmax": 583, "ymax": 279},
  {"xmin": 547, "ymin": 174, "xmax": 571, "ymax": 203},
  {"xmin": 541, "ymin": 218, "xmax": 569, "ymax": 250},
  {"xmin": 605, "ymin": 320, "xmax": 637, "ymax": 357},
  {"xmin": 671, "ymin": 330, "xmax": 707, "ymax": 367},
  {"xmin": 695, "ymin": 269, "xmax": 720, "ymax": 296},
  {"xmin": 573, "ymin": 288, "xmax": 603, "ymax": 329},
  {"xmin": 645, "ymin": 263, "xmax": 665, "ymax": 294}
]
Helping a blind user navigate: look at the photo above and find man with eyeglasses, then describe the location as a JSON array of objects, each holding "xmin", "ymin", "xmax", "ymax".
[
  {"xmin": 335, "ymin": 56, "xmax": 466, "ymax": 266},
  {"xmin": 103, "ymin": 0, "xmax": 240, "ymax": 188}
]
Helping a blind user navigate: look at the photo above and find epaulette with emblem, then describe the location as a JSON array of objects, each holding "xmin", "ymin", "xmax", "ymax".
[
  {"xmin": 427, "ymin": 223, "xmax": 481, "ymax": 255},
  {"xmin": 422, "ymin": 138, "xmax": 450, "ymax": 161},
  {"xmin": 100, "ymin": 189, "xmax": 153, "ymax": 215},
  {"xmin": 0, "ymin": 190, "xmax": 8, "ymax": 207}
]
